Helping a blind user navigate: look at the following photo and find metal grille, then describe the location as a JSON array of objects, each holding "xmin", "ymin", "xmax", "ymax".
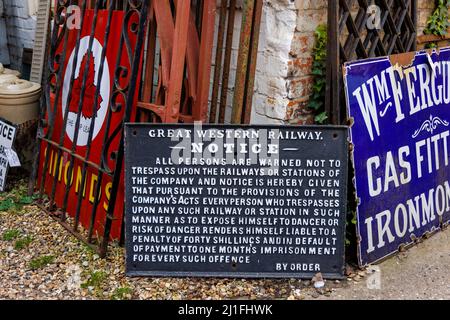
[
  {"xmin": 137, "ymin": 0, "xmax": 263, "ymax": 125},
  {"xmin": 326, "ymin": 0, "xmax": 418, "ymax": 125},
  {"xmin": 137, "ymin": 0, "xmax": 216, "ymax": 124},
  {"xmin": 30, "ymin": 0, "xmax": 264, "ymax": 257},
  {"xmin": 31, "ymin": 0, "xmax": 149, "ymax": 257}
]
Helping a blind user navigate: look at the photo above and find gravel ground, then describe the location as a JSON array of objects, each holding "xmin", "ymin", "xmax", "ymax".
[
  {"xmin": 1, "ymin": 181, "xmax": 449, "ymax": 300},
  {"xmin": 0, "ymin": 203, "xmax": 342, "ymax": 300}
]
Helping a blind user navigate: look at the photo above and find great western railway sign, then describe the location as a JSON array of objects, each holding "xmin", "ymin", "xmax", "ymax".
[
  {"xmin": 344, "ymin": 47, "xmax": 450, "ymax": 266},
  {"xmin": 124, "ymin": 124, "xmax": 348, "ymax": 278}
]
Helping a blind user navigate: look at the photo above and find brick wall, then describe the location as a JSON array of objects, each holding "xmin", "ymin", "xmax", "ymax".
[
  {"xmin": 0, "ymin": 0, "xmax": 444, "ymax": 124},
  {"xmin": 250, "ymin": 0, "xmax": 445, "ymax": 125},
  {"xmin": 250, "ymin": 0, "xmax": 327, "ymax": 125},
  {"xmin": 285, "ymin": 0, "xmax": 327, "ymax": 125},
  {"xmin": 1, "ymin": 0, "xmax": 38, "ymax": 70},
  {"xmin": 418, "ymin": 0, "xmax": 438, "ymax": 35},
  {"xmin": 211, "ymin": 1, "xmax": 302, "ymax": 125},
  {"xmin": 251, "ymin": 0, "xmax": 302, "ymax": 125}
]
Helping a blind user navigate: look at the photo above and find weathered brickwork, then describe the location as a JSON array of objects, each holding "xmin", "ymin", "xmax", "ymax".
[
  {"xmin": 251, "ymin": 0, "xmax": 446, "ymax": 125},
  {"xmin": 0, "ymin": 0, "xmax": 445, "ymax": 124}
]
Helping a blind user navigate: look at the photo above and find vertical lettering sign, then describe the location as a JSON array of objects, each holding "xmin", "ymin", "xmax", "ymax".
[
  {"xmin": 38, "ymin": 10, "xmax": 140, "ymax": 239},
  {"xmin": 0, "ymin": 118, "xmax": 17, "ymax": 192},
  {"xmin": 125, "ymin": 124, "xmax": 348, "ymax": 278},
  {"xmin": 344, "ymin": 48, "xmax": 450, "ymax": 266}
]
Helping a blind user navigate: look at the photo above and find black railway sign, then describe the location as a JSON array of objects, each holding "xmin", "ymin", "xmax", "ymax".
[{"xmin": 124, "ymin": 124, "xmax": 349, "ymax": 278}]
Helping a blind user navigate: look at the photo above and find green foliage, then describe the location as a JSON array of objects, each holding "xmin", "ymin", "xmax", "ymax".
[
  {"xmin": 80, "ymin": 270, "xmax": 109, "ymax": 298},
  {"xmin": 424, "ymin": 0, "xmax": 450, "ymax": 48},
  {"xmin": 29, "ymin": 255, "xmax": 55, "ymax": 270},
  {"xmin": 0, "ymin": 199, "xmax": 16, "ymax": 212},
  {"xmin": 19, "ymin": 196, "xmax": 34, "ymax": 205},
  {"xmin": 2, "ymin": 229, "xmax": 21, "ymax": 241},
  {"xmin": 14, "ymin": 236, "xmax": 33, "ymax": 250},
  {"xmin": 315, "ymin": 112, "xmax": 328, "ymax": 124},
  {"xmin": 81, "ymin": 270, "xmax": 108, "ymax": 289},
  {"xmin": 308, "ymin": 24, "xmax": 328, "ymax": 124},
  {"xmin": 110, "ymin": 287, "xmax": 133, "ymax": 300},
  {"xmin": 0, "ymin": 183, "xmax": 39, "ymax": 213},
  {"xmin": 425, "ymin": 0, "xmax": 450, "ymax": 36}
]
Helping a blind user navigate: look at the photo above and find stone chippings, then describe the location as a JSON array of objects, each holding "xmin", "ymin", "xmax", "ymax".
[{"xmin": 0, "ymin": 196, "xmax": 344, "ymax": 300}]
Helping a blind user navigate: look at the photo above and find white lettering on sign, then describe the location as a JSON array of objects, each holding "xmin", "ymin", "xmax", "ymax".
[
  {"xmin": 0, "ymin": 119, "xmax": 17, "ymax": 192},
  {"xmin": 352, "ymin": 59, "xmax": 450, "ymax": 141},
  {"xmin": 4, "ymin": 148, "xmax": 21, "ymax": 168},
  {"xmin": 345, "ymin": 48, "xmax": 450, "ymax": 266},
  {"xmin": 364, "ymin": 180, "xmax": 450, "ymax": 253},
  {"xmin": 126, "ymin": 125, "xmax": 348, "ymax": 277}
]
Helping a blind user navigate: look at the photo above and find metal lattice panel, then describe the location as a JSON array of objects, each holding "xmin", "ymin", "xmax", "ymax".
[{"xmin": 326, "ymin": 0, "xmax": 417, "ymax": 124}]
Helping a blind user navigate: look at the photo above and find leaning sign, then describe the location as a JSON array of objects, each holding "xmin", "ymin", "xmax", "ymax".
[
  {"xmin": 344, "ymin": 48, "xmax": 450, "ymax": 266},
  {"xmin": 37, "ymin": 9, "xmax": 141, "ymax": 239},
  {"xmin": 0, "ymin": 118, "xmax": 18, "ymax": 192},
  {"xmin": 125, "ymin": 124, "xmax": 348, "ymax": 278}
]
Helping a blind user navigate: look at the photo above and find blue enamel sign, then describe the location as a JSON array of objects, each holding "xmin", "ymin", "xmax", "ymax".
[{"xmin": 344, "ymin": 48, "xmax": 450, "ymax": 266}]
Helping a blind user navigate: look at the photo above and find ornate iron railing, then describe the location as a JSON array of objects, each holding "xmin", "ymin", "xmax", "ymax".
[
  {"xmin": 31, "ymin": 0, "xmax": 149, "ymax": 257},
  {"xmin": 30, "ymin": 0, "xmax": 263, "ymax": 257}
]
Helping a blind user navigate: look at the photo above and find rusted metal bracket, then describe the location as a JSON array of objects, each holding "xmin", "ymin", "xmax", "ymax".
[
  {"xmin": 138, "ymin": 0, "xmax": 216, "ymax": 124},
  {"xmin": 139, "ymin": 0, "xmax": 263, "ymax": 125},
  {"xmin": 231, "ymin": 0, "xmax": 263, "ymax": 125}
]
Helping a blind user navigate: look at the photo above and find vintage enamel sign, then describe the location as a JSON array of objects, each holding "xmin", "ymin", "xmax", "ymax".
[
  {"xmin": 125, "ymin": 124, "xmax": 349, "ymax": 278},
  {"xmin": 344, "ymin": 47, "xmax": 450, "ymax": 266},
  {"xmin": 37, "ymin": 9, "xmax": 140, "ymax": 239}
]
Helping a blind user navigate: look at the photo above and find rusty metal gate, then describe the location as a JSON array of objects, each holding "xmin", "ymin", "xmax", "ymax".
[
  {"xmin": 137, "ymin": 0, "xmax": 216, "ymax": 124},
  {"xmin": 31, "ymin": 0, "xmax": 263, "ymax": 257},
  {"xmin": 137, "ymin": 0, "xmax": 263, "ymax": 125},
  {"xmin": 31, "ymin": 0, "xmax": 149, "ymax": 257},
  {"xmin": 326, "ymin": 0, "xmax": 418, "ymax": 125}
]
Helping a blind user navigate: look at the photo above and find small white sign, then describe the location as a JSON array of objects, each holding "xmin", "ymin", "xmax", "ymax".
[
  {"xmin": 0, "ymin": 118, "xmax": 17, "ymax": 192},
  {"xmin": 4, "ymin": 148, "xmax": 21, "ymax": 168}
]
